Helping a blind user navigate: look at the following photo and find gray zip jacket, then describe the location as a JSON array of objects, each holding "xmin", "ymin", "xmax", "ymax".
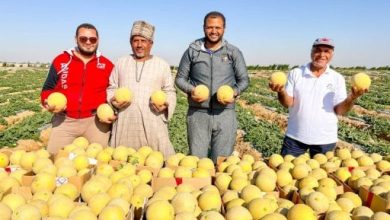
[{"xmin": 175, "ymin": 38, "xmax": 249, "ymax": 110}]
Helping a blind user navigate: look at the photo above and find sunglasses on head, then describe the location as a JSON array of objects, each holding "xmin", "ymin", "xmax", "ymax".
[{"xmin": 78, "ymin": 36, "xmax": 98, "ymax": 44}]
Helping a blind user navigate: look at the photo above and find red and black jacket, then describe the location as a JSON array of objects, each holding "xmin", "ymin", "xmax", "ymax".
[{"xmin": 41, "ymin": 48, "xmax": 114, "ymax": 119}]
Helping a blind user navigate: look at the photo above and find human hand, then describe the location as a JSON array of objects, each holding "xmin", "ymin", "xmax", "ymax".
[
  {"xmin": 190, "ymin": 88, "xmax": 208, "ymax": 103},
  {"xmin": 98, "ymin": 114, "xmax": 117, "ymax": 124},
  {"xmin": 150, "ymin": 101, "xmax": 168, "ymax": 113},
  {"xmin": 351, "ymin": 86, "xmax": 368, "ymax": 100},
  {"xmin": 111, "ymin": 97, "xmax": 131, "ymax": 109},
  {"xmin": 269, "ymin": 82, "xmax": 285, "ymax": 93},
  {"xmin": 44, "ymin": 99, "xmax": 66, "ymax": 113},
  {"xmin": 219, "ymin": 98, "xmax": 234, "ymax": 105},
  {"xmin": 218, "ymin": 91, "xmax": 238, "ymax": 105}
]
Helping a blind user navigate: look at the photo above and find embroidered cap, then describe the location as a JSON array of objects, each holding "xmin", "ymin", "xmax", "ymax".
[
  {"xmin": 131, "ymin": 20, "xmax": 155, "ymax": 41},
  {"xmin": 312, "ymin": 38, "xmax": 334, "ymax": 49}
]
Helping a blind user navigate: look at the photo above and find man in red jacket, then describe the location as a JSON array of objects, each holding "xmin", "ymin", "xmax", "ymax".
[{"xmin": 41, "ymin": 23, "xmax": 114, "ymax": 154}]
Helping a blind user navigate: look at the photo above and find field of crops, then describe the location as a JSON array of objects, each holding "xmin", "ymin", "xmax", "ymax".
[{"xmin": 0, "ymin": 67, "xmax": 389, "ymax": 156}]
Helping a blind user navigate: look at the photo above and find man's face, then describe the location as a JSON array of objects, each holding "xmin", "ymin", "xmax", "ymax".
[
  {"xmin": 76, "ymin": 28, "xmax": 98, "ymax": 56},
  {"xmin": 131, "ymin": 35, "xmax": 153, "ymax": 59},
  {"xmin": 311, "ymin": 46, "xmax": 334, "ymax": 69},
  {"xmin": 203, "ymin": 17, "xmax": 225, "ymax": 44}
]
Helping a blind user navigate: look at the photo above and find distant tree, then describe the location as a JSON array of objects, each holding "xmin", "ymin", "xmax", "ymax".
[
  {"xmin": 376, "ymin": 66, "xmax": 390, "ymax": 70},
  {"xmin": 279, "ymin": 64, "xmax": 289, "ymax": 70},
  {"xmin": 353, "ymin": 66, "xmax": 367, "ymax": 70}
]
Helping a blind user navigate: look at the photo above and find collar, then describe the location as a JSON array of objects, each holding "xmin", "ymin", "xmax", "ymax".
[
  {"xmin": 197, "ymin": 38, "xmax": 226, "ymax": 52},
  {"xmin": 303, "ymin": 63, "xmax": 331, "ymax": 77},
  {"xmin": 201, "ymin": 43, "xmax": 217, "ymax": 54}
]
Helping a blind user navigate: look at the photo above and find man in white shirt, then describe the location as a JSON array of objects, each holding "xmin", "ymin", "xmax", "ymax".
[{"xmin": 269, "ymin": 38, "xmax": 368, "ymax": 157}]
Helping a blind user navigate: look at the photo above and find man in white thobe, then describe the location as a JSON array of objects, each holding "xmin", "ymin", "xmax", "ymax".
[{"xmin": 107, "ymin": 20, "xmax": 176, "ymax": 158}]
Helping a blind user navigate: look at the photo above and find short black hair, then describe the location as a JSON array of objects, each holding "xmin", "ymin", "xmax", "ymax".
[
  {"xmin": 203, "ymin": 11, "xmax": 226, "ymax": 28},
  {"xmin": 76, "ymin": 23, "xmax": 98, "ymax": 37}
]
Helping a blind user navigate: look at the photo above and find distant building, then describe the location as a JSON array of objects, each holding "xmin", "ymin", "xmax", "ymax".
[
  {"xmin": 2, "ymin": 62, "xmax": 50, "ymax": 68},
  {"xmin": 37, "ymin": 63, "xmax": 50, "ymax": 68},
  {"xmin": 6, "ymin": 62, "xmax": 16, "ymax": 67}
]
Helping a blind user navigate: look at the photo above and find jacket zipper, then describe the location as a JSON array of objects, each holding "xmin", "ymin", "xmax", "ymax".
[
  {"xmin": 78, "ymin": 63, "xmax": 87, "ymax": 117},
  {"xmin": 209, "ymin": 52, "xmax": 213, "ymax": 111}
]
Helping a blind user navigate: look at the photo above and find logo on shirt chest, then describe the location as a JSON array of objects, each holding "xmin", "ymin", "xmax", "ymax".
[
  {"xmin": 221, "ymin": 54, "xmax": 231, "ymax": 63},
  {"xmin": 97, "ymin": 63, "xmax": 106, "ymax": 69},
  {"xmin": 221, "ymin": 55, "xmax": 228, "ymax": 62},
  {"xmin": 326, "ymin": 83, "xmax": 335, "ymax": 92}
]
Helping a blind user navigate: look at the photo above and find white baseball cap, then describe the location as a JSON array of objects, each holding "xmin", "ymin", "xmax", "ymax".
[{"xmin": 313, "ymin": 38, "xmax": 334, "ymax": 49}]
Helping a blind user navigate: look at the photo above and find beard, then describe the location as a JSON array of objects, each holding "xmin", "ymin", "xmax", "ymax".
[
  {"xmin": 205, "ymin": 34, "xmax": 223, "ymax": 44},
  {"xmin": 133, "ymin": 51, "xmax": 145, "ymax": 59},
  {"xmin": 77, "ymin": 43, "xmax": 97, "ymax": 56},
  {"xmin": 132, "ymin": 47, "xmax": 151, "ymax": 60}
]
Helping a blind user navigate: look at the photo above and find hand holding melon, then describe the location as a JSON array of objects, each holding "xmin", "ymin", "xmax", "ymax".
[
  {"xmin": 269, "ymin": 71, "xmax": 287, "ymax": 93},
  {"xmin": 352, "ymin": 72, "xmax": 371, "ymax": 91},
  {"xmin": 191, "ymin": 84, "xmax": 209, "ymax": 103},
  {"xmin": 217, "ymin": 85, "xmax": 235, "ymax": 105},
  {"xmin": 351, "ymin": 72, "xmax": 371, "ymax": 99},
  {"xmin": 46, "ymin": 92, "xmax": 67, "ymax": 113},
  {"xmin": 351, "ymin": 72, "xmax": 370, "ymax": 98},
  {"xmin": 150, "ymin": 90, "xmax": 168, "ymax": 113},
  {"xmin": 112, "ymin": 87, "xmax": 132, "ymax": 109},
  {"xmin": 97, "ymin": 103, "xmax": 116, "ymax": 124}
]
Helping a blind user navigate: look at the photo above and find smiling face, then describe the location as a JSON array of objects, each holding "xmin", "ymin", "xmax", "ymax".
[
  {"xmin": 203, "ymin": 16, "xmax": 225, "ymax": 45},
  {"xmin": 131, "ymin": 35, "xmax": 153, "ymax": 60},
  {"xmin": 311, "ymin": 45, "xmax": 334, "ymax": 69},
  {"xmin": 75, "ymin": 27, "xmax": 99, "ymax": 56}
]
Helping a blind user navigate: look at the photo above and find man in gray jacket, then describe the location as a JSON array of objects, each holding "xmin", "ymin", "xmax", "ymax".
[{"xmin": 175, "ymin": 11, "xmax": 249, "ymax": 162}]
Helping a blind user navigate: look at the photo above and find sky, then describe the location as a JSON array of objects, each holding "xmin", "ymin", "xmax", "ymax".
[{"xmin": 0, "ymin": 0, "xmax": 389, "ymax": 67}]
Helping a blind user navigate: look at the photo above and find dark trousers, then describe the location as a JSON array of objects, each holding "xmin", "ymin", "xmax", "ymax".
[
  {"xmin": 281, "ymin": 136, "xmax": 336, "ymax": 158},
  {"xmin": 187, "ymin": 108, "xmax": 237, "ymax": 163}
]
